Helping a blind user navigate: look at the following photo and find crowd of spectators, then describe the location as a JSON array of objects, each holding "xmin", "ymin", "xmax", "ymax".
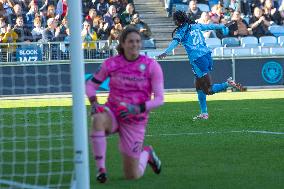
[
  {"xmin": 2, "ymin": 0, "xmax": 284, "ymax": 61},
  {"xmin": 168, "ymin": 0, "xmax": 284, "ymax": 39},
  {"xmin": 0, "ymin": 0, "xmax": 153, "ymax": 50}
]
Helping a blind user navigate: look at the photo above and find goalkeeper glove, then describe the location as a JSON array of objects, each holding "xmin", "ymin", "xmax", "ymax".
[{"xmin": 116, "ymin": 102, "xmax": 146, "ymax": 120}]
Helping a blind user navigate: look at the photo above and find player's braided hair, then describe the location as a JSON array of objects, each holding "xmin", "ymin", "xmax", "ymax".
[{"xmin": 172, "ymin": 10, "xmax": 196, "ymax": 38}]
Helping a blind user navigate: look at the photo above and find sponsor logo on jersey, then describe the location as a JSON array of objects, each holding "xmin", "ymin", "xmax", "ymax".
[
  {"xmin": 139, "ymin": 63, "xmax": 146, "ymax": 71},
  {"xmin": 262, "ymin": 61, "xmax": 283, "ymax": 84},
  {"xmin": 123, "ymin": 76, "xmax": 145, "ymax": 82}
]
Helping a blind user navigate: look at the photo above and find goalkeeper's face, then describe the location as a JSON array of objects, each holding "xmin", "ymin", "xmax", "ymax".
[{"xmin": 122, "ymin": 32, "xmax": 142, "ymax": 57}]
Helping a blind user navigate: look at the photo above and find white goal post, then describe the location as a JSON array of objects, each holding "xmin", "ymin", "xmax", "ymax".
[{"xmin": 0, "ymin": 0, "xmax": 90, "ymax": 188}]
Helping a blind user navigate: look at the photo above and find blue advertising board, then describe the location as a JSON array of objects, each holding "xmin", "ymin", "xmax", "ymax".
[
  {"xmin": 16, "ymin": 45, "xmax": 42, "ymax": 62},
  {"xmin": 0, "ymin": 58, "xmax": 283, "ymax": 95}
]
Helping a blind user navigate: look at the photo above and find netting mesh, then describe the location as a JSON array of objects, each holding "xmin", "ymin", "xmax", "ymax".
[{"xmin": 0, "ymin": 64, "xmax": 75, "ymax": 189}]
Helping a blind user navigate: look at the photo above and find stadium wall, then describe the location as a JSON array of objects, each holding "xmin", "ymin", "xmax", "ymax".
[{"xmin": 0, "ymin": 58, "xmax": 283, "ymax": 95}]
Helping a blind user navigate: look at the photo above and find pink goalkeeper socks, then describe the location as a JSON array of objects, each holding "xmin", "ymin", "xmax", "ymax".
[
  {"xmin": 91, "ymin": 130, "xmax": 106, "ymax": 170},
  {"xmin": 138, "ymin": 150, "xmax": 149, "ymax": 176}
]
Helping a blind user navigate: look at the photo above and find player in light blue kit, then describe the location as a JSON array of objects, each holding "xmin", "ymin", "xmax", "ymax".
[{"xmin": 158, "ymin": 10, "xmax": 243, "ymax": 120}]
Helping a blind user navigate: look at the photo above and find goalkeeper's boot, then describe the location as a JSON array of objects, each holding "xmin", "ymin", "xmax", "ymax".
[
  {"xmin": 227, "ymin": 77, "xmax": 244, "ymax": 91},
  {"xmin": 144, "ymin": 146, "xmax": 161, "ymax": 174},
  {"xmin": 96, "ymin": 168, "xmax": 107, "ymax": 183},
  {"xmin": 193, "ymin": 113, "xmax": 209, "ymax": 120}
]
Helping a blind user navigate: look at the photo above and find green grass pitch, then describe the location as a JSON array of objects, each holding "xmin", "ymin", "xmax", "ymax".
[{"xmin": 0, "ymin": 90, "xmax": 284, "ymax": 189}]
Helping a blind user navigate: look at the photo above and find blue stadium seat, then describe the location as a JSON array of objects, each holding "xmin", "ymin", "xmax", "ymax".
[
  {"xmin": 174, "ymin": 4, "xmax": 188, "ymax": 12},
  {"xmin": 268, "ymin": 25, "xmax": 284, "ymax": 37},
  {"xmin": 212, "ymin": 47, "xmax": 223, "ymax": 57},
  {"xmin": 140, "ymin": 49, "xmax": 166, "ymax": 58},
  {"xmin": 142, "ymin": 38, "xmax": 156, "ymax": 49},
  {"xmin": 240, "ymin": 36, "xmax": 259, "ymax": 47},
  {"xmin": 197, "ymin": 3, "xmax": 210, "ymax": 12},
  {"xmin": 259, "ymin": 36, "xmax": 278, "ymax": 47},
  {"xmin": 278, "ymin": 36, "xmax": 284, "ymax": 46},
  {"xmin": 270, "ymin": 47, "xmax": 284, "ymax": 55},
  {"xmin": 222, "ymin": 47, "xmax": 233, "ymax": 56},
  {"xmin": 221, "ymin": 37, "xmax": 240, "ymax": 47},
  {"xmin": 232, "ymin": 47, "xmax": 253, "ymax": 56},
  {"xmin": 205, "ymin": 38, "xmax": 222, "ymax": 49},
  {"xmin": 212, "ymin": 47, "xmax": 232, "ymax": 57}
]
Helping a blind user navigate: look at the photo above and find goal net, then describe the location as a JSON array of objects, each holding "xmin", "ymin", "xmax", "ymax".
[{"xmin": 0, "ymin": 64, "xmax": 76, "ymax": 189}]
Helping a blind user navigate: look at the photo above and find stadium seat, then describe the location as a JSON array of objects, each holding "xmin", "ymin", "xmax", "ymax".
[
  {"xmin": 270, "ymin": 47, "xmax": 284, "ymax": 55},
  {"xmin": 223, "ymin": 47, "xmax": 233, "ymax": 56},
  {"xmin": 259, "ymin": 36, "xmax": 278, "ymax": 47},
  {"xmin": 258, "ymin": 46, "xmax": 271, "ymax": 55},
  {"xmin": 212, "ymin": 47, "xmax": 233, "ymax": 57},
  {"xmin": 232, "ymin": 47, "xmax": 253, "ymax": 56},
  {"xmin": 221, "ymin": 37, "xmax": 240, "ymax": 47},
  {"xmin": 212, "ymin": 47, "xmax": 223, "ymax": 57},
  {"xmin": 142, "ymin": 38, "xmax": 156, "ymax": 49},
  {"xmin": 174, "ymin": 4, "xmax": 188, "ymax": 12},
  {"xmin": 240, "ymin": 36, "xmax": 259, "ymax": 47},
  {"xmin": 140, "ymin": 49, "xmax": 165, "ymax": 58},
  {"xmin": 268, "ymin": 25, "xmax": 284, "ymax": 37},
  {"xmin": 212, "ymin": 47, "xmax": 232, "ymax": 57},
  {"xmin": 278, "ymin": 36, "xmax": 284, "ymax": 46},
  {"xmin": 197, "ymin": 3, "xmax": 210, "ymax": 12},
  {"xmin": 205, "ymin": 38, "xmax": 222, "ymax": 49}
]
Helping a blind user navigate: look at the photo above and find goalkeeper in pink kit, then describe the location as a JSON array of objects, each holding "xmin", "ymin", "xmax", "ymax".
[{"xmin": 86, "ymin": 26, "xmax": 164, "ymax": 183}]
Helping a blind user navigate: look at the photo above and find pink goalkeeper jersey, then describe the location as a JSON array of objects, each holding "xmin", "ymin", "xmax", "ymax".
[{"xmin": 86, "ymin": 54, "xmax": 164, "ymax": 113}]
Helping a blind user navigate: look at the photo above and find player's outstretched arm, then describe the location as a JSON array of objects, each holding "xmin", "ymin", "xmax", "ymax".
[
  {"xmin": 198, "ymin": 23, "xmax": 226, "ymax": 31},
  {"xmin": 197, "ymin": 23, "xmax": 229, "ymax": 36},
  {"xmin": 158, "ymin": 39, "xmax": 179, "ymax": 59}
]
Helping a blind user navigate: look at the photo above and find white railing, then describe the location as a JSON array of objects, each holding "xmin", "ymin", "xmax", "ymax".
[{"xmin": 0, "ymin": 41, "xmax": 116, "ymax": 63}]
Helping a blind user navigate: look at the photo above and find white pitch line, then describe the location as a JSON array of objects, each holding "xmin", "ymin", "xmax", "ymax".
[
  {"xmin": 1, "ymin": 130, "xmax": 283, "ymax": 145},
  {"xmin": 145, "ymin": 130, "xmax": 284, "ymax": 137}
]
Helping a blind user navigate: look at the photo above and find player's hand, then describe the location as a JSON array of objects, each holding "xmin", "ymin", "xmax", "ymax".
[
  {"xmin": 157, "ymin": 53, "xmax": 167, "ymax": 60},
  {"xmin": 221, "ymin": 23, "xmax": 231, "ymax": 36},
  {"xmin": 117, "ymin": 102, "xmax": 142, "ymax": 120},
  {"xmin": 91, "ymin": 103, "xmax": 105, "ymax": 115}
]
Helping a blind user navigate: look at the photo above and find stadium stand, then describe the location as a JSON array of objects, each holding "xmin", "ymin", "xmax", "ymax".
[
  {"xmin": 197, "ymin": 3, "xmax": 210, "ymax": 12},
  {"xmin": 1, "ymin": 0, "xmax": 284, "ymax": 62},
  {"xmin": 270, "ymin": 46, "xmax": 284, "ymax": 55},
  {"xmin": 222, "ymin": 37, "xmax": 240, "ymax": 47},
  {"xmin": 174, "ymin": 4, "xmax": 188, "ymax": 12},
  {"xmin": 205, "ymin": 37, "xmax": 222, "ymax": 49},
  {"xmin": 278, "ymin": 36, "xmax": 284, "ymax": 46},
  {"xmin": 240, "ymin": 36, "xmax": 259, "ymax": 47},
  {"xmin": 259, "ymin": 36, "xmax": 278, "ymax": 47},
  {"xmin": 268, "ymin": 25, "xmax": 284, "ymax": 37},
  {"xmin": 232, "ymin": 47, "xmax": 254, "ymax": 56}
]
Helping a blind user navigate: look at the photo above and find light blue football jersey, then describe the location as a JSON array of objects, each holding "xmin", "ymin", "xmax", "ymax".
[{"xmin": 164, "ymin": 23, "xmax": 225, "ymax": 63}]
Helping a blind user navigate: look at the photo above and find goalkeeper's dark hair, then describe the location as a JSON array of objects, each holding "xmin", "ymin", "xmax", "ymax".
[
  {"xmin": 116, "ymin": 26, "xmax": 141, "ymax": 55},
  {"xmin": 172, "ymin": 10, "xmax": 196, "ymax": 38}
]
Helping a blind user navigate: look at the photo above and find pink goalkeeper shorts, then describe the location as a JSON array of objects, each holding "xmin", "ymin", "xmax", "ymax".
[{"xmin": 105, "ymin": 104, "xmax": 148, "ymax": 159}]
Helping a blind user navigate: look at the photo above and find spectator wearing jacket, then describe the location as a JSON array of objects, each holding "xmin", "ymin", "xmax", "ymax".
[
  {"xmin": 13, "ymin": 15, "xmax": 33, "ymax": 42},
  {"xmin": 188, "ymin": 0, "xmax": 202, "ymax": 21},
  {"xmin": 130, "ymin": 13, "xmax": 152, "ymax": 40}
]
